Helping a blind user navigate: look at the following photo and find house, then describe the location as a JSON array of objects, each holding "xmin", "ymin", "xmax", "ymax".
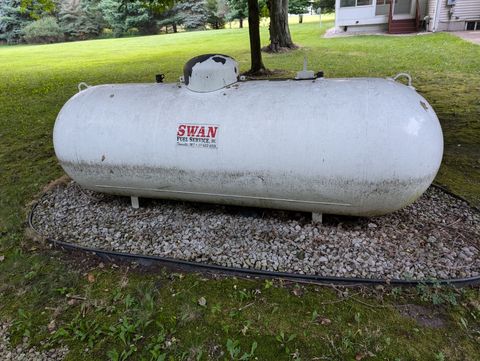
[
  {"xmin": 426, "ymin": 0, "xmax": 480, "ymax": 31},
  {"xmin": 334, "ymin": 0, "xmax": 480, "ymax": 34}
]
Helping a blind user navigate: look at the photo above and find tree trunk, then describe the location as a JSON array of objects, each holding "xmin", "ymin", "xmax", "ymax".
[
  {"xmin": 239, "ymin": 18, "xmax": 243, "ymax": 28},
  {"xmin": 247, "ymin": 0, "xmax": 266, "ymax": 74},
  {"xmin": 173, "ymin": 23, "xmax": 177, "ymax": 33},
  {"xmin": 264, "ymin": 0, "xmax": 297, "ymax": 52},
  {"xmin": 299, "ymin": 14, "xmax": 303, "ymax": 23}
]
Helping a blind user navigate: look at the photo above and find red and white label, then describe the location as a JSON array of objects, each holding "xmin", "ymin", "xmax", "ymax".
[{"xmin": 176, "ymin": 124, "xmax": 219, "ymax": 149}]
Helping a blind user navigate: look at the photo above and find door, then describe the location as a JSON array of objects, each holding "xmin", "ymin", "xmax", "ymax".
[{"xmin": 392, "ymin": 0, "xmax": 415, "ymax": 19}]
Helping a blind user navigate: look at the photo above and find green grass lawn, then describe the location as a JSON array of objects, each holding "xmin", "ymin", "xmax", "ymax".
[{"xmin": 0, "ymin": 20, "xmax": 479, "ymax": 360}]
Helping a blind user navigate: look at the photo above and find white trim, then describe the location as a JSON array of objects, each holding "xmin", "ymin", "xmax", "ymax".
[
  {"xmin": 335, "ymin": 0, "xmax": 340, "ymax": 28},
  {"xmin": 432, "ymin": 0, "xmax": 441, "ymax": 32},
  {"xmin": 335, "ymin": 0, "xmax": 390, "ymax": 28},
  {"xmin": 336, "ymin": 17, "xmax": 389, "ymax": 26}
]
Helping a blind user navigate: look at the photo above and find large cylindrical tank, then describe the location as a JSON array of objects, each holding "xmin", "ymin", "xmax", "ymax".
[{"xmin": 53, "ymin": 59, "xmax": 443, "ymax": 216}]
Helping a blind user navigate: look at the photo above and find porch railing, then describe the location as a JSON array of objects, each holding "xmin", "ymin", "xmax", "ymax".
[
  {"xmin": 415, "ymin": 0, "xmax": 421, "ymax": 31},
  {"xmin": 388, "ymin": 0, "xmax": 393, "ymax": 33}
]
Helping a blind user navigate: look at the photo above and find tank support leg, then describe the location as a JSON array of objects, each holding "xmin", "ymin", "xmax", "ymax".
[
  {"xmin": 312, "ymin": 212, "xmax": 323, "ymax": 224},
  {"xmin": 131, "ymin": 196, "xmax": 140, "ymax": 209}
]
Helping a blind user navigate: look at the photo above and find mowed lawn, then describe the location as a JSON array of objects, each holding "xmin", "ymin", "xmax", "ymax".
[{"xmin": 0, "ymin": 20, "xmax": 480, "ymax": 360}]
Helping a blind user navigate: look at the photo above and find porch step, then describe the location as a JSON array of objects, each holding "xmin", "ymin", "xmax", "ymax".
[{"xmin": 389, "ymin": 19, "xmax": 417, "ymax": 34}]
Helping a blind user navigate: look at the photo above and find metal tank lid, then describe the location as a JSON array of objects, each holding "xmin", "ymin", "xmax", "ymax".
[{"xmin": 183, "ymin": 54, "xmax": 239, "ymax": 93}]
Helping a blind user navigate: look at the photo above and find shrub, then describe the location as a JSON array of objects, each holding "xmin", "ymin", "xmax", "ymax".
[
  {"xmin": 125, "ymin": 27, "xmax": 139, "ymax": 36},
  {"xmin": 99, "ymin": 28, "xmax": 114, "ymax": 38},
  {"xmin": 22, "ymin": 17, "xmax": 64, "ymax": 44}
]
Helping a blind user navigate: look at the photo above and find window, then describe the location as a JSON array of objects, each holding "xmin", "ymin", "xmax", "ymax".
[
  {"xmin": 466, "ymin": 21, "xmax": 480, "ymax": 31},
  {"xmin": 340, "ymin": 0, "xmax": 373, "ymax": 7},
  {"xmin": 375, "ymin": 0, "xmax": 390, "ymax": 15}
]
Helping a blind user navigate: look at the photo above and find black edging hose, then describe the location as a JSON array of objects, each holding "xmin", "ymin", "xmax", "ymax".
[{"xmin": 27, "ymin": 185, "xmax": 480, "ymax": 287}]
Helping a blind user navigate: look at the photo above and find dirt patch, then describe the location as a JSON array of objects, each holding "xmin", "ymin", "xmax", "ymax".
[{"xmin": 397, "ymin": 304, "xmax": 446, "ymax": 328}]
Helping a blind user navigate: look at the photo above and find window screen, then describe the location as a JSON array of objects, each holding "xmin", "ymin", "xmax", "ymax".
[
  {"xmin": 340, "ymin": 0, "xmax": 356, "ymax": 7},
  {"xmin": 340, "ymin": 0, "xmax": 373, "ymax": 6}
]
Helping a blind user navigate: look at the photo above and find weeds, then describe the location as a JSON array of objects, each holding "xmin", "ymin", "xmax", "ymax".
[
  {"xmin": 323, "ymin": 326, "xmax": 384, "ymax": 360},
  {"xmin": 12, "ymin": 309, "xmax": 33, "ymax": 340},
  {"xmin": 143, "ymin": 323, "xmax": 168, "ymax": 361},
  {"xmin": 415, "ymin": 283, "xmax": 459, "ymax": 306},
  {"xmin": 108, "ymin": 318, "xmax": 143, "ymax": 346},
  {"xmin": 232, "ymin": 287, "xmax": 260, "ymax": 303},
  {"xmin": 107, "ymin": 345, "xmax": 137, "ymax": 361},
  {"xmin": 275, "ymin": 331, "xmax": 297, "ymax": 355},
  {"xmin": 67, "ymin": 316, "xmax": 103, "ymax": 348},
  {"xmin": 226, "ymin": 339, "xmax": 258, "ymax": 361}
]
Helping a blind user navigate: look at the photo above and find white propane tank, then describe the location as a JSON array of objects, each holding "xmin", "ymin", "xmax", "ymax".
[{"xmin": 53, "ymin": 54, "xmax": 443, "ymax": 217}]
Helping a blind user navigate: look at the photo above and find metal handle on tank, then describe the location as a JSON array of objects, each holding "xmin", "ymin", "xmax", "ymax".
[
  {"xmin": 78, "ymin": 82, "xmax": 90, "ymax": 92},
  {"xmin": 392, "ymin": 73, "xmax": 413, "ymax": 88}
]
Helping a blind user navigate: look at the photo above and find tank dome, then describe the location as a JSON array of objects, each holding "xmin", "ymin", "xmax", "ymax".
[{"xmin": 183, "ymin": 54, "xmax": 239, "ymax": 92}]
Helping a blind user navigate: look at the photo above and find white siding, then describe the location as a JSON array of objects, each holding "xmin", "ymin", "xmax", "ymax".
[
  {"xmin": 435, "ymin": 0, "xmax": 480, "ymax": 31},
  {"xmin": 451, "ymin": 0, "xmax": 480, "ymax": 20},
  {"xmin": 428, "ymin": 0, "xmax": 437, "ymax": 19}
]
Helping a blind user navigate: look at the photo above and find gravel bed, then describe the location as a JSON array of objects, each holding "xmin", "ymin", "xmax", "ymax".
[
  {"xmin": 0, "ymin": 323, "xmax": 68, "ymax": 361},
  {"xmin": 32, "ymin": 181, "xmax": 480, "ymax": 280}
]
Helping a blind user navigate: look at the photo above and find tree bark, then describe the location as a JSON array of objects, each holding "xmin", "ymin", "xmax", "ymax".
[
  {"xmin": 264, "ymin": 0, "xmax": 297, "ymax": 52},
  {"xmin": 246, "ymin": 0, "xmax": 266, "ymax": 74},
  {"xmin": 299, "ymin": 14, "xmax": 303, "ymax": 23},
  {"xmin": 239, "ymin": 18, "xmax": 243, "ymax": 28},
  {"xmin": 173, "ymin": 23, "xmax": 177, "ymax": 33}
]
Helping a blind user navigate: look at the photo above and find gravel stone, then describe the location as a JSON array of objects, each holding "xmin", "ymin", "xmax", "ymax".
[
  {"xmin": 32, "ymin": 182, "xmax": 480, "ymax": 281},
  {"xmin": 0, "ymin": 323, "xmax": 68, "ymax": 360}
]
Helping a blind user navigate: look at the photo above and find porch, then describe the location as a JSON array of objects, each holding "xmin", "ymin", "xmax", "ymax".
[{"xmin": 335, "ymin": 0, "xmax": 424, "ymax": 34}]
